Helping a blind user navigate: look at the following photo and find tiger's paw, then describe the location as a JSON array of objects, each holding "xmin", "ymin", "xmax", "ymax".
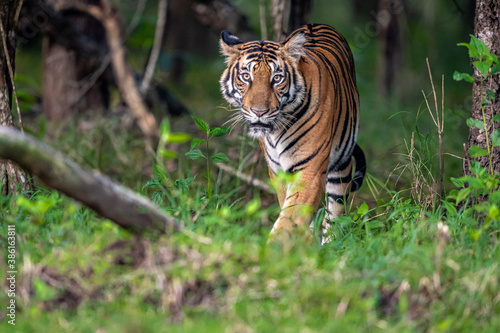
[
  {"xmin": 320, "ymin": 219, "xmax": 337, "ymax": 245},
  {"xmin": 268, "ymin": 222, "xmax": 313, "ymax": 247}
]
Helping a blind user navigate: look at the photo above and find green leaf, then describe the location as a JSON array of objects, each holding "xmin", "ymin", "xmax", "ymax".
[
  {"xmin": 470, "ymin": 161, "xmax": 486, "ymax": 177},
  {"xmin": 367, "ymin": 220, "xmax": 384, "ymax": 228},
  {"xmin": 490, "ymin": 190, "xmax": 500, "ymax": 204},
  {"xmin": 453, "ymin": 71, "xmax": 474, "ymax": 83},
  {"xmin": 357, "ymin": 202, "xmax": 369, "ymax": 216},
  {"xmin": 486, "ymin": 89, "xmax": 496, "ymax": 100},
  {"xmin": 488, "ymin": 205, "xmax": 499, "ymax": 219},
  {"xmin": 456, "ymin": 187, "xmax": 472, "ymax": 204},
  {"xmin": 185, "ymin": 149, "xmax": 205, "ymax": 160},
  {"xmin": 469, "ymin": 145, "xmax": 488, "ymax": 157},
  {"xmin": 457, "ymin": 41, "xmax": 476, "ymax": 59},
  {"xmin": 491, "ymin": 53, "xmax": 500, "ymax": 65},
  {"xmin": 473, "ymin": 59, "xmax": 493, "ymax": 78},
  {"xmin": 466, "ymin": 118, "xmax": 484, "ymax": 130},
  {"xmin": 160, "ymin": 119, "xmax": 171, "ymax": 136},
  {"xmin": 333, "ymin": 215, "xmax": 355, "ymax": 226},
  {"xmin": 492, "ymin": 130, "xmax": 500, "ymax": 147},
  {"xmin": 175, "ymin": 176, "xmax": 196, "ymax": 190},
  {"xmin": 159, "ymin": 119, "xmax": 171, "ymax": 143},
  {"xmin": 158, "ymin": 148, "xmax": 178, "ymax": 159},
  {"xmin": 152, "ymin": 163, "xmax": 169, "ymax": 184},
  {"xmin": 191, "ymin": 138, "xmax": 207, "ymax": 149},
  {"xmin": 491, "ymin": 63, "xmax": 500, "ymax": 75},
  {"xmin": 33, "ymin": 278, "xmax": 58, "ymax": 301},
  {"xmin": 485, "ymin": 178, "xmax": 499, "ymax": 192},
  {"xmin": 442, "ymin": 200, "xmax": 457, "ymax": 216},
  {"xmin": 168, "ymin": 132, "xmax": 191, "ymax": 144},
  {"xmin": 450, "ymin": 177, "xmax": 465, "ymax": 188},
  {"xmin": 245, "ymin": 198, "xmax": 261, "ymax": 215},
  {"xmin": 492, "ymin": 114, "xmax": 500, "ymax": 123},
  {"xmin": 462, "ymin": 176, "xmax": 486, "ymax": 190},
  {"xmin": 152, "ymin": 191, "xmax": 166, "ymax": 206},
  {"xmin": 142, "ymin": 179, "xmax": 162, "ymax": 191},
  {"xmin": 211, "ymin": 152, "xmax": 230, "ymax": 163},
  {"xmin": 209, "ymin": 127, "xmax": 231, "ymax": 138},
  {"xmin": 469, "ymin": 229, "xmax": 482, "ymax": 241},
  {"xmin": 192, "ymin": 116, "xmax": 210, "ymax": 133},
  {"xmin": 469, "ymin": 35, "xmax": 490, "ymax": 59},
  {"xmin": 447, "ymin": 189, "xmax": 459, "ymax": 200}
]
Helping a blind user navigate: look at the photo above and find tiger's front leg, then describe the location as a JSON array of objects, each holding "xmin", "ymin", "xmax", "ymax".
[{"xmin": 269, "ymin": 170, "xmax": 326, "ymax": 240}]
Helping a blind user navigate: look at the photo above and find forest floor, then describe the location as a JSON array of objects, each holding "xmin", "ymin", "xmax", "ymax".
[{"xmin": 0, "ymin": 109, "xmax": 499, "ymax": 332}]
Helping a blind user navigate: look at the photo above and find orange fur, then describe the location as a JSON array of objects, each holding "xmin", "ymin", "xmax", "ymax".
[{"xmin": 220, "ymin": 24, "xmax": 366, "ymax": 243}]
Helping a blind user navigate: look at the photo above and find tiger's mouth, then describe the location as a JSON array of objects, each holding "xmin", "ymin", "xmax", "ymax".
[{"xmin": 247, "ymin": 122, "xmax": 274, "ymax": 137}]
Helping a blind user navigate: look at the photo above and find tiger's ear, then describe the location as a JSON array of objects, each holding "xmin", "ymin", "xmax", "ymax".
[
  {"xmin": 282, "ymin": 32, "xmax": 306, "ymax": 63},
  {"xmin": 220, "ymin": 30, "xmax": 243, "ymax": 58}
]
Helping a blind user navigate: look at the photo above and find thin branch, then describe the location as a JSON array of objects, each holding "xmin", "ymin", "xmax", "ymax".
[
  {"xmin": 426, "ymin": 58, "xmax": 441, "ymax": 130},
  {"xmin": 14, "ymin": 0, "xmax": 24, "ymax": 24},
  {"xmin": 422, "ymin": 90, "xmax": 437, "ymax": 127},
  {"xmin": 75, "ymin": 1, "xmax": 159, "ymax": 141},
  {"xmin": 140, "ymin": 0, "xmax": 168, "ymax": 95},
  {"xmin": 0, "ymin": 20, "xmax": 23, "ymax": 132},
  {"xmin": 124, "ymin": 0, "xmax": 148, "ymax": 37},
  {"xmin": 441, "ymin": 75, "xmax": 445, "ymax": 132},
  {"xmin": 423, "ymin": 59, "xmax": 444, "ymax": 200},
  {"xmin": 217, "ymin": 163, "xmax": 273, "ymax": 193}
]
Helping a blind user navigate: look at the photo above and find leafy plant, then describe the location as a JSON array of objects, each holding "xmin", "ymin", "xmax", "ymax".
[
  {"xmin": 454, "ymin": 34, "xmax": 500, "ymax": 173},
  {"xmin": 445, "ymin": 161, "xmax": 499, "ymax": 241},
  {"xmin": 17, "ymin": 191, "xmax": 61, "ymax": 225},
  {"xmin": 156, "ymin": 118, "xmax": 191, "ymax": 174},
  {"xmin": 185, "ymin": 116, "xmax": 231, "ymax": 197}
]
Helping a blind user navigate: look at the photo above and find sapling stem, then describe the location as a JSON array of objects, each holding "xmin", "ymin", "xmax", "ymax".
[
  {"xmin": 479, "ymin": 77, "xmax": 494, "ymax": 174},
  {"xmin": 206, "ymin": 132, "xmax": 212, "ymax": 198}
]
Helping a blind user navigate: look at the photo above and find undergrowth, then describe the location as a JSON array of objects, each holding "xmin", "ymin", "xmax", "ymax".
[{"xmin": 1, "ymin": 38, "xmax": 499, "ymax": 332}]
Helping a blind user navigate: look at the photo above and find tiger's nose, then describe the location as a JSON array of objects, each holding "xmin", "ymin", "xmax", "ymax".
[{"xmin": 251, "ymin": 108, "xmax": 268, "ymax": 117}]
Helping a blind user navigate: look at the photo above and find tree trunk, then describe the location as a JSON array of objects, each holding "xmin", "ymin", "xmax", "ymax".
[
  {"xmin": 0, "ymin": 0, "xmax": 31, "ymax": 195},
  {"xmin": 270, "ymin": 0, "xmax": 312, "ymax": 41},
  {"xmin": 41, "ymin": 0, "xmax": 110, "ymax": 121},
  {"xmin": 166, "ymin": 0, "xmax": 255, "ymax": 81},
  {"xmin": 376, "ymin": 0, "xmax": 404, "ymax": 97},
  {"xmin": 464, "ymin": 0, "xmax": 500, "ymax": 176}
]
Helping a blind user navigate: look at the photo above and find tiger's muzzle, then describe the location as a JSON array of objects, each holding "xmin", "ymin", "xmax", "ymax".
[{"xmin": 242, "ymin": 107, "xmax": 277, "ymax": 137}]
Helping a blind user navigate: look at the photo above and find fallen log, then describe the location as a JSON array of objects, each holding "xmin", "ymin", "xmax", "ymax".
[{"xmin": 0, "ymin": 126, "xmax": 180, "ymax": 236}]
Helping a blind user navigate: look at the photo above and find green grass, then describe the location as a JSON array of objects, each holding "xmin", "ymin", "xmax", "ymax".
[
  {"xmin": 2, "ymin": 2, "xmax": 496, "ymax": 330},
  {"xmin": 1, "ymin": 112, "xmax": 499, "ymax": 332}
]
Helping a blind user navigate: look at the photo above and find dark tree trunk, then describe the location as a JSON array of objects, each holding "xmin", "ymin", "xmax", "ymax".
[
  {"xmin": 270, "ymin": 0, "xmax": 312, "ymax": 41},
  {"xmin": 376, "ymin": 0, "xmax": 404, "ymax": 97},
  {"xmin": 38, "ymin": 0, "xmax": 110, "ymax": 121},
  {"xmin": 166, "ymin": 0, "xmax": 255, "ymax": 81},
  {"xmin": 0, "ymin": 0, "xmax": 31, "ymax": 195},
  {"xmin": 464, "ymin": 0, "xmax": 500, "ymax": 176},
  {"xmin": 352, "ymin": 0, "xmax": 378, "ymax": 19}
]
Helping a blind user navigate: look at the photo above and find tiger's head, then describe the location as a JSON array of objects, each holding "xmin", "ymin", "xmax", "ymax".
[{"xmin": 219, "ymin": 31, "xmax": 307, "ymax": 138}]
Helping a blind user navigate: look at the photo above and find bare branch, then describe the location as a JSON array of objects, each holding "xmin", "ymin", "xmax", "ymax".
[
  {"xmin": 140, "ymin": 0, "xmax": 168, "ymax": 95},
  {"xmin": 217, "ymin": 163, "xmax": 273, "ymax": 193},
  {"xmin": 72, "ymin": 1, "xmax": 159, "ymax": 140},
  {"xmin": 0, "ymin": 126, "xmax": 179, "ymax": 236},
  {"xmin": 0, "ymin": 21, "xmax": 23, "ymax": 132}
]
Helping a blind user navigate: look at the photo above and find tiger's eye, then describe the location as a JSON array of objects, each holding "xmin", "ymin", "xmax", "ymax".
[
  {"xmin": 240, "ymin": 73, "xmax": 251, "ymax": 82},
  {"xmin": 273, "ymin": 74, "xmax": 284, "ymax": 84}
]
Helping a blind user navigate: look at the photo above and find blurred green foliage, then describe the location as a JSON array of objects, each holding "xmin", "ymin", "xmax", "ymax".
[{"xmin": 3, "ymin": 1, "xmax": 498, "ymax": 332}]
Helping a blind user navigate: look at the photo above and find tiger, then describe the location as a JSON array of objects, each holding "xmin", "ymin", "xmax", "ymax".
[{"xmin": 219, "ymin": 24, "xmax": 366, "ymax": 244}]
